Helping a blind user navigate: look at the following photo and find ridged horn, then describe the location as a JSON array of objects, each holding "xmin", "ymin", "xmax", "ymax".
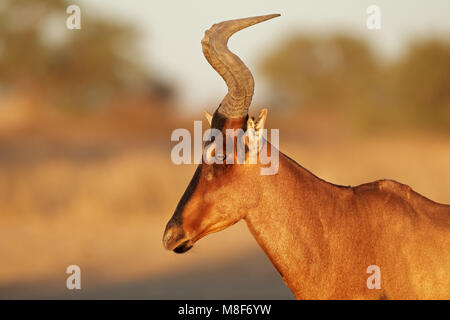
[{"xmin": 201, "ymin": 14, "xmax": 280, "ymax": 118}]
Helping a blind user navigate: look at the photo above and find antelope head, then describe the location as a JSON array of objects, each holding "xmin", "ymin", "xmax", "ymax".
[{"xmin": 163, "ymin": 14, "xmax": 280, "ymax": 253}]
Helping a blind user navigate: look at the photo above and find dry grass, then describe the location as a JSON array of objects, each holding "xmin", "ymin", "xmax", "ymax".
[
  {"xmin": 0, "ymin": 116, "xmax": 449, "ymax": 297},
  {"xmin": 0, "ymin": 146, "xmax": 260, "ymax": 290}
]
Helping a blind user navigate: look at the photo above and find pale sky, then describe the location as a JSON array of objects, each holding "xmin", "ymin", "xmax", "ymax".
[{"xmin": 78, "ymin": 0, "xmax": 450, "ymax": 112}]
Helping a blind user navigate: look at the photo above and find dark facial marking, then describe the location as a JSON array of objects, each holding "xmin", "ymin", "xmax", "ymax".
[{"xmin": 170, "ymin": 165, "xmax": 202, "ymax": 226}]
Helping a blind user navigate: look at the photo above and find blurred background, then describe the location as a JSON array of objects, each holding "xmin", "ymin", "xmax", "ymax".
[{"xmin": 0, "ymin": 0, "xmax": 449, "ymax": 299}]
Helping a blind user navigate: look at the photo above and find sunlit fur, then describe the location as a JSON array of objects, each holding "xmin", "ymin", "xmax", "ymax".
[
  {"xmin": 164, "ymin": 110, "xmax": 450, "ymax": 299},
  {"xmin": 163, "ymin": 14, "xmax": 450, "ymax": 300}
]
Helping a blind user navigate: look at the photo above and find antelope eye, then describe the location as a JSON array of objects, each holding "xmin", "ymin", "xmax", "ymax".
[{"xmin": 215, "ymin": 153, "xmax": 226, "ymax": 161}]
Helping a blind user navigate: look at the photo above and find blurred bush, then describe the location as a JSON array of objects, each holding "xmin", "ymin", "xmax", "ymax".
[
  {"xmin": 392, "ymin": 39, "xmax": 450, "ymax": 130},
  {"xmin": 260, "ymin": 33, "xmax": 450, "ymax": 132},
  {"xmin": 0, "ymin": 0, "xmax": 174, "ymax": 115}
]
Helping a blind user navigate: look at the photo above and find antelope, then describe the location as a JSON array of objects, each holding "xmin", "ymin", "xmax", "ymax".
[{"xmin": 162, "ymin": 14, "xmax": 450, "ymax": 299}]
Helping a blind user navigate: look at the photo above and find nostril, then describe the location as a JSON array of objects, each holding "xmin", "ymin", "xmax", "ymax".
[{"xmin": 163, "ymin": 229, "xmax": 173, "ymax": 247}]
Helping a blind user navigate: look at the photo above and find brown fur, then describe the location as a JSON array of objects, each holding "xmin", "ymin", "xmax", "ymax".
[
  {"xmin": 163, "ymin": 117, "xmax": 450, "ymax": 300},
  {"xmin": 164, "ymin": 14, "xmax": 450, "ymax": 299}
]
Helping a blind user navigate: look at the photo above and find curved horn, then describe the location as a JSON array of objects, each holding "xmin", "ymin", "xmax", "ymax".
[{"xmin": 202, "ymin": 14, "xmax": 280, "ymax": 118}]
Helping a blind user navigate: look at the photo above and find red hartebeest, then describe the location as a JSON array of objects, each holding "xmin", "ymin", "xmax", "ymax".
[{"xmin": 163, "ymin": 14, "xmax": 450, "ymax": 299}]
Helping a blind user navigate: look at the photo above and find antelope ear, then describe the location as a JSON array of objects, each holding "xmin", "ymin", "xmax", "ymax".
[
  {"xmin": 204, "ymin": 110, "xmax": 213, "ymax": 126},
  {"xmin": 255, "ymin": 108, "xmax": 268, "ymax": 131},
  {"xmin": 247, "ymin": 109, "xmax": 268, "ymax": 131},
  {"xmin": 246, "ymin": 109, "xmax": 268, "ymax": 151},
  {"xmin": 247, "ymin": 116, "xmax": 256, "ymax": 130}
]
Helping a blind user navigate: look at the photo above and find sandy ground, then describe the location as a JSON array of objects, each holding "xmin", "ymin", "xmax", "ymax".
[
  {"xmin": 0, "ymin": 132, "xmax": 449, "ymax": 299},
  {"xmin": 0, "ymin": 219, "xmax": 293, "ymax": 299}
]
